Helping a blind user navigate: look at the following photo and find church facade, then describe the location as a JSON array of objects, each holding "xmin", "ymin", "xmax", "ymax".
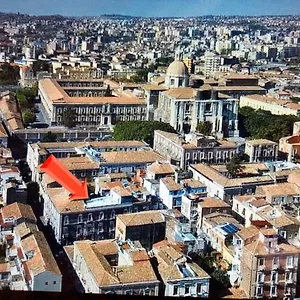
[{"xmin": 154, "ymin": 53, "xmax": 239, "ymax": 139}]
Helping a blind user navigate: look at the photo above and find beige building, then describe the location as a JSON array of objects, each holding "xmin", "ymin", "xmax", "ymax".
[
  {"xmin": 38, "ymin": 78, "xmax": 147, "ymax": 127},
  {"xmin": 154, "ymin": 130, "xmax": 237, "ymax": 169},
  {"xmin": 115, "ymin": 211, "xmax": 166, "ymax": 250},
  {"xmin": 230, "ymin": 224, "xmax": 300, "ymax": 299},
  {"xmin": 64, "ymin": 239, "xmax": 160, "ymax": 295},
  {"xmin": 232, "ymin": 194, "xmax": 300, "ymax": 246},
  {"xmin": 240, "ymin": 94, "xmax": 300, "ymax": 117},
  {"xmin": 245, "ymin": 139, "xmax": 279, "ymax": 163}
]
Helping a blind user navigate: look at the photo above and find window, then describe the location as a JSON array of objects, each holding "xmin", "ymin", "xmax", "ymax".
[
  {"xmin": 197, "ymin": 284, "xmax": 202, "ymax": 294},
  {"xmin": 242, "ymin": 208, "xmax": 245, "ymax": 216},
  {"xmin": 45, "ymin": 281, "xmax": 48, "ymax": 285},
  {"xmin": 63, "ymin": 216, "xmax": 69, "ymax": 225},
  {"xmin": 110, "ymin": 210, "xmax": 115, "ymax": 219},
  {"xmin": 257, "ymin": 272, "xmax": 264, "ymax": 283},
  {"xmin": 256, "ymin": 287, "xmax": 263, "ymax": 296},
  {"xmin": 258, "ymin": 258, "xmax": 264, "ymax": 266},
  {"xmin": 185, "ymin": 285, "xmax": 190, "ymax": 295},
  {"xmin": 88, "ymin": 213, "xmax": 93, "ymax": 222},
  {"xmin": 63, "ymin": 227, "xmax": 68, "ymax": 235},
  {"xmin": 99, "ymin": 212, "xmax": 104, "ymax": 220},
  {"xmin": 287, "ymin": 256, "xmax": 294, "ymax": 267},
  {"xmin": 273, "ymin": 257, "xmax": 279, "ymax": 267},
  {"xmin": 78, "ymin": 214, "xmax": 83, "ymax": 223},
  {"xmin": 271, "ymin": 272, "xmax": 278, "ymax": 282},
  {"xmin": 205, "ymin": 103, "xmax": 211, "ymax": 112},
  {"xmin": 170, "ymin": 79, "xmax": 175, "ymax": 86},
  {"xmin": 76, "ymin": 225, "xmax": 82, "ymax": 236},
  {"xmin": 173, "ymin": 286, "xmax": 179, "ymax": 295},
  {"xmin": 53, "ymin": 281, "xmax": 57, "ymax": 285},
  {"xmin": 271, "ymin": 285, "xmax": 277, "ymax": 296}
]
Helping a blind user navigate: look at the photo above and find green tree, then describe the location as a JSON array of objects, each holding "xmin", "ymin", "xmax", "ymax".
[
  {"xmin": 22, "ymin": 109, "xmax": 36, "ymax": 127},
  {"xmin": 226, "ymin": 154, "xmax": 245, "ymax": 178},
  {"xmin": 0, "ymin": 63, "xmax": 20, "ymax": 85},
  {"xmin": 113, "ymin": 121, "xmax": 176, "ymax": 147},
  {"xmin": 196, "ymin": 121, "xmax": 213, "ymax": 135},
  {"xmin": 239, "ymin": 106, "xmax": 299, "ymax": 142},
  {"xmin": 62, "ymin": 108, "xmax": 77, "ymax": 128},
  {"xmin": 211, "ymin": 269, "xmax": 231, "ymax": 287},
  {"xmin": 42, "ymin": 131, "xmax": 58, "ymax": 142}
]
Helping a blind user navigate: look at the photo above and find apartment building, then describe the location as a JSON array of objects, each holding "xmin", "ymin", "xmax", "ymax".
[
  {"xmin": 0, "ymin": 202, "xmax": 36, "ymax": 234},
  {"xmin": 159, "ymin": 177, "xmax": 184, "ymax": 210},
  {"xmin": 146, "ymin": 161, "xmax": 176, "ymax": 180},
  {"xmin": 189, "ymin": 163, "xmax": 275, "ymax": 202},
  {"xmin": 201, "ymin": 212, "xmax": 242, "ymax": 265},
  {"xmin": 233, "ymin": 195, "xmax": 300, "ymax": 246},
  {"xmin": 240, "ymin": 94, "xmax": 300, "ymax": 117},
  {"xmin": 40, "ymin": 173, "xmax": 159, "ymax": 245},
  {"xmin": 231, "ymin": 223, "xmax": 300, "ymax": 299},
  {"xmin": 27, "ymin": 140, "xmax": 147, "ymax": 182},
  {"xmin": 64, "ymin": 239, "xmax": 160, "ymax": 295},
  {"xmin": 180, "ymin": 179, "xmax": 208, "ymax": 233},
  {"xmin": 245, "ymin": 139, "xmax": 279, "ymax": 163},
  {"xmin": 151, "ymin": 241, "xmax": 210, "ymax": 297},
  {"xmin": 203, "ymin": 52, "xmax": 221, "ymax": 78},
  {"xmin": 115, "ymin": 211, "xmax": 166, "ymax": 251},
  {"xmin": 5, "ymin": 222, "xmax": 62, "ymax": 292},
  {"xmin": 153, "ymin": 130, "xmax": 237, "ymax": 169},
  {"xmin": 2, "ymin": 177, "xmax": 27, "ymax": 205},
  {"xmin": 197, "ymin": 197, "xmax": 231, "ymax": 227},
  {"xmin": 38, "ymin": 78, "xmax": 147, "ymax": 127}
]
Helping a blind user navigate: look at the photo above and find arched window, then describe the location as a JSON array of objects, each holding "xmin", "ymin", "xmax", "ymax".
[{"xmin": 104, "ymin": 117, "xmax": 109, "ymax": 125}]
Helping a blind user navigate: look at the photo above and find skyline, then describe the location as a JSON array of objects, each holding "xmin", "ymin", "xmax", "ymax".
[{"xmin": 1, "ymin": 0, "xmax": 300, "ymax": 17}]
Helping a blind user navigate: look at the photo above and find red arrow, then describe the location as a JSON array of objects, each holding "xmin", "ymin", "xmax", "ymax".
[{"xmin": 40, "ymin": 154, "xmax": 89, "ymax": 201}]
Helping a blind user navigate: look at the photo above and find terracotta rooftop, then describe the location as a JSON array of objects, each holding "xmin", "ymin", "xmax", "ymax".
[
  {"xmin": 73, "ymin": 240, "xmax": 158, "ymax": 287},
  {"xmin": 101, "ymin": 150, "xmax": 165, "ymax": 165},
  {"xmin": 191, "ymin": 163, "xmax": 273, "ymax": 188},
  {"xmin": 257, "ymin": 182, "xmax": 300, "ymax": 197},
  {"xmin": 153, "ymin": 243, "xmax": 209, "ymax": 281},
  {"xmin": 117, "ymin": 211, "xmax": 165, "ymax": 227},
  {"xmin": 1, "ymin": 203, "xmax": 36, "ymax": 223},
  {"xmin": 40, "ymin": 78, "xmax": 146, "ymax": 105},
  {"xmin": 148, "ymin": 161, "xmax": 175, "ymax": 175},
  {"xmin": 21, "ymin": 231, "xmax": 61, "ymax": 276},
  {"xmin": 161, "ymin": 177, "xmax": 182, "ymax": 191},
  {"xmin": 198, "ymin": 197, "xmax": 231, "ymax": 209}
]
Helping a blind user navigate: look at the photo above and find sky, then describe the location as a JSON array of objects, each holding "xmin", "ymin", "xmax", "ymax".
[{"xmin": 1, "ymin": 0, "xmax": 300, "ymax": 17}]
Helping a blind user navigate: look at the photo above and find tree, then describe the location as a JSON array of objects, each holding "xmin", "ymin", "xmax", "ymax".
[
  {"xmin": 211, "ymin": 269, "xmax": 231, "ymax": 287},
  {"xmin": 62, "ymin": 108, "xmax": 77, "ymax": 128},
  {"xmin": 22, "ymin": 109, "xmax": 36, "ymax": 127},
  {"xmin": 113, "ymin": 121, "xmax": 176, "ymax": 147},
  {"xmin": 226, "ymin": 154, "xmax": 245, "ymax": 178},
  {"xmin": 196, "ymin": 121, "xmax": 213, "ymax": 136},
  {"xmin": 0, "ymin": 62, "xmax": 20, "ymax": 85},
  {"xmin": 42, "ymin": 131, "xmax": 58, "ymax": 142},
  {"xmin": 239, "ymin": 106, "xmax": 299, "ymax": 142}
]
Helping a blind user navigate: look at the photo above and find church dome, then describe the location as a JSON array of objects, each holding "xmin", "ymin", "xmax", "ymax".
[{"xmin": 166, "ymin": 60, "xmax": 188, "ymax": 77}]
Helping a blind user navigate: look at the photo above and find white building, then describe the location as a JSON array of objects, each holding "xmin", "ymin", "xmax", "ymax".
[
  {"xmin": 151, "ymin": 241, "xmax": 210, "ymax": 297},
  {"xmin": 203, "ymin": 52, "xmax": 221, "ymax": 78},
  {"xmin": 154, "ymin": 56, "xmax": 239, "ymax": 138}
]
